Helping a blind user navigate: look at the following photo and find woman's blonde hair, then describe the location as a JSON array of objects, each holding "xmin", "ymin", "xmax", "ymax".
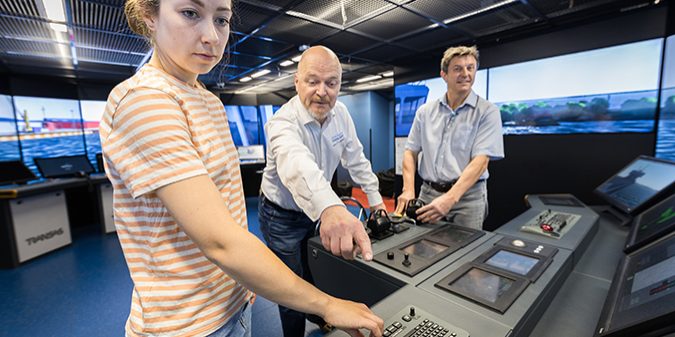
[
  {"xmin": 124, "ymin": 0, "xmax": 160, "ymax": 39},
  {"xmin": 440, "ymin": 45, "xmax": 479, "ymax": 73}
]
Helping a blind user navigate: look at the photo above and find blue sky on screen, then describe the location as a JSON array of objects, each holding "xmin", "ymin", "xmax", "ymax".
[
  {"xmin": 412, "ymin": 69, "xmax": 488, "ymax": 102},
  {"xmin": 663, "ymin": 36, "xmax": 675, "ymax": 89},
  {"xmin": 13, "ymin": 96, "xmax": 80, "ymax": 120},
  {"xmin": 80, "ymin": 100, "xmax": 106, "ymax": 122},
  {"xmin": 614, "ymin": 159, "xmax": 675, "ymax": 191},
  {"xmin": 488, "ymin": 38, "xmax": 663, "ymax": 103}
]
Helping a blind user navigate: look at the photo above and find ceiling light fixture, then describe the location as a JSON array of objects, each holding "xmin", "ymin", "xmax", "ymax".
[
  {"xmin": 240, "ymin": 76, "xmax": 252, "ymax": 82},
  {"xmin": 41, "ymin": 0, "xmax": 67, "ymax": 32},
  {"xmin": 443, "ymin": 0, "xmax": 516, "ymax": 25},
  {"xmin": 279, "ymin": 60, "xmax": 294, "ymax": 67},
  {"xmin": 250, "ymin": 69, "xmax": 271, "ymax": 78},
  {"xmin": 356, "ymin": 75, "xmax": 382, "ymax": 83},
  {"xmin": 291, "ymin": 54, "xmax": 303, "ymax": 62},
  {"xmin": 380, "ymin": 71, "xmax": 394, "ymax": 77}
]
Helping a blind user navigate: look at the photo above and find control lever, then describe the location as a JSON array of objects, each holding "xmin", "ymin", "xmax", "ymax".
[
  {"xmin": 367, "ymin": 209, "xmax": 394, "ymax": 240},
  {"xmin": 405, "ymin": 198, "xmax": 426, "ymax": 223}
]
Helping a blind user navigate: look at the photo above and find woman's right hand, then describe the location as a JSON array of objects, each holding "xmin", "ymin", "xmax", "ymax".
[{"xmin": 322, "ymin": 297, "xmax": 384, "ymax": 337}]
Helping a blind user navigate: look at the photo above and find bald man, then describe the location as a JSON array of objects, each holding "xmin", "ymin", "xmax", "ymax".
[{"xmin": 259, "ymin": 46, "xmax": 385, "ymax": 337}]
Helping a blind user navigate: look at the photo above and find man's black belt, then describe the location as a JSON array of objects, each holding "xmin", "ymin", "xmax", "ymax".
[
  {"xmin": 423, "ymin": 180, "xmax": 457, "ymax": 193},
  {"xmin": 423, "ymin": 179, "xmax": 486, "ymax": 193}
]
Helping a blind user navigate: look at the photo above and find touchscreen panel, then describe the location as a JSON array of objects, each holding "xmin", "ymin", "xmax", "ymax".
[
  {"xmin": 401, "ymin": 239, "xmax": 449, "ymax": 259},
  {"xmin": 485, "ymin": 250, "xmax": 540, "ymax": 276},
  {"xmin": 635, "ymin": 194, "xmax": 675, "ymax": 244},
  {"xmin": 451, "ymin": 267, "xmax": 514, "ymax": 303},
  {"xmin": 432, "ymin": 227, "xmax": 475, "ymax": 245},
  {"xmin": 621, "ymin": 255, "xmax": 675, "ymax": 310}
]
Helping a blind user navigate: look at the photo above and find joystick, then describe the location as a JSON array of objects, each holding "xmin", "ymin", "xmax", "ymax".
[
  {"xmin": 387, "ymin": 251, "xmax": 395, "ymax": 260},
  {"xmin": 402, "ymin": 253, "xmax": 411, "ymax": 267},
  {"xmin": 409, "ymin": 307, "xmax": 416, "ymax": 317}
]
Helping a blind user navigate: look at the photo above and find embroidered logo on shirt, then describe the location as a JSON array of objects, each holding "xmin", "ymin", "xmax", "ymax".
[{"xmin": 331, "ymin": 132, "xmax": 345, "ymax": 146}]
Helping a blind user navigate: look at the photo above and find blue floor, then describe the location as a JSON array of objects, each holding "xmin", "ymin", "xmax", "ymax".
[{"xmin": 0, "ymin": 197, "xmax": 324, "ymax": 337}]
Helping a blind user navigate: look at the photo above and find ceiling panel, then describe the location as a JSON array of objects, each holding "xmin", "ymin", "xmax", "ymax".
[
  {"xmin": 0, "ymin": 16, "xmax": 55, "ymax": 40},
  {"xmin": 0, "ymin": 0, "xmax": 662, "ymax": 91},
  {"xmin": 453, "ymin": 3, "xmax": 533, "ymax": 36},
  {"xmin": 320, "ymin": 31, "xmax": 381, "ymax": 56},
  {"xmin": 234, "ymin": 37, "xmax": 293, "ymax": 58},
  {"xmin": 231, "ymin": 2, "xmax": 279, "ymax": 34},
  {"xmin": 405, "ymin": 0, "xmax": 482, "ymax": 22},
  {"xmin": 0, "ymin": 0, "xmax": 41, "ymax": 17},
  {"xmin": 291, "ymin": 0, "xmax": 394, "ymax": 27},
  {"xmin": 70, "ymin": 0, "xmax": 129, "ymax": 33},
  {"xmin": 257, "ymin": 14, "xmax": 341, "ymax": 44},
  {"xmin": 350, "ymin": 6, "xmax": 433, "ymax": 40},
  {"xmin": 74, "ymin": 28, "xmax": 148, "ymax": 54},
  {"xmin": 394, "ymin": 27, "xmax": 466, "ymax": 51},
  {"xmin": 352, "ymin": 44, "xmax": 415, "ymax": 62},
  {"xmin": 76, "ymin": 47, "xmax": 143, "ymax": 66}
]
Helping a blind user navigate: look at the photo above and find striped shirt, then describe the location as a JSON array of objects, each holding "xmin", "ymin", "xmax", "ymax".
[{"xmin": 100, "ymin": 64, "xmax": 251, "ymax": 337}]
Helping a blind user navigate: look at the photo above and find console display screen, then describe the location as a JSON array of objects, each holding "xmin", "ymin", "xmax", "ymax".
[
  {"xmin": 622, "ymin": 255, "xmax": 675, "ymax": 310},
  {"xmin": 595, "ymin": 156, "xmax": 675, "ymax": 214},
  {"xmin": 432, "ymin": 227, "xmax": 475, "ymax": 245},
  {"xmin": 635, "ymin": 194, "xmax": 675, "ymax": 244},
  {"xmin": 485, "ymin": 250, "xmax": 539, "ymax": 275},
  {"xmin": 401, "ymin": 239, "xmax": 448, "ymax": 259},
  {"xmin": 34, "ymin": 155, "xmax": 95, "ymax": 178},
  {"xmin": 451, "ymin": 267, "xmax": 514, "ymax": 303}
]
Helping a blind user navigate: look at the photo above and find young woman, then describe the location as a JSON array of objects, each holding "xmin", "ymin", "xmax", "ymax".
[{"xmin": 100, "ymin": 1, "xmax": 384, "ymax": 336}]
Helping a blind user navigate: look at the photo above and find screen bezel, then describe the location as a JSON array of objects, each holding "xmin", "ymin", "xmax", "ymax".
[
  {"xmin": 435, "ymin": 263, "xmax": 529, "ymax": 313},
  {"xmin": 594, "ymin": 155, "xmax": 675, "ymax": 215},
  {"xmin": 0, "ymin": 160, "xmax": 37, "ymax": 185},
  {"xmin": 595, "ymin": 232, "xmax": 675, "ymax": 337},
  {"xmin": 34, "ymin": 155, "xmax": 95, "ymax": 178},
  {"xmin": 625, "ymin": 193, "xmax": 675, "ymax": 254}
]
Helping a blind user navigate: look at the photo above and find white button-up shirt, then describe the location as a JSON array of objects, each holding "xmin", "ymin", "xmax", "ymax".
[
  {"xmin": 261, "ymin": 95, "xmax": 383, "ymax": 221},
  {"xmin": 406, "ymin": 90, "xmax": 504, "ymax": 183}
]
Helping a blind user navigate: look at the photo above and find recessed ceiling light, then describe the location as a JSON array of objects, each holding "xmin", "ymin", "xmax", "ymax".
[
  {"xmin": 240, "ymin": 76, "xmax": 252, "ymax": 82},
  {"xmin": 356, "ymin": 75, "xmax": 382, "ymax": 83},
  {"xmin": 291, "ymin": 54, "xmax": 303, "ymax": 62},
  {"xmin": 279, "ymin": 60, "xmax": 294, "ymax": 67},
  {"xmin": 250, "ymin": 69, "xmax": 271, "ymax": 78}
]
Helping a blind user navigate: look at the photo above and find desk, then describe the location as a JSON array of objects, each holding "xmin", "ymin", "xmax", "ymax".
[{"xmin": 0, "ymin": 175, "xmax": 114, "ymax": 267}]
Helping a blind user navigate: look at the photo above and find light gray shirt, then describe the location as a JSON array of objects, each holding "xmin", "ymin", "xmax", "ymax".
[
  {"xmin": 406, "ymin": 90, "xmax": 504, "ymax": 183},
  {"xmin": 261, "ymin": 95, "xmax": 383, "ymax": 221}
]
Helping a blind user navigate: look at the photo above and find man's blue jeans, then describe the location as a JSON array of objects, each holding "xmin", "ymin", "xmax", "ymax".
[{"xmin": 258, "ymin": 195, "xmax": 318, "ymax": 337}]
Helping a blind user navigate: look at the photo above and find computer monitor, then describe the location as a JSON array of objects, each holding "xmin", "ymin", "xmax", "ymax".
[
  {"xmin": 34, "ymin": 155, "xmax": 95, "ymax": 178},
  {"xmin": 237, "ymin": 145, "xmax": 265, "ymax": 164},
  {"xmin": 595, "ymin": 156, "xmax": 675, "ymax": 215},
  {"xmin": 624, "ymin": 193, "xmax": 675, "ymax": 253},
  {"xmin": 0, "ymin": 160, "xmax": 37, "ymax": 185},
  {"xmin": 594, "ymin": 232, "xmax": 675, "ymax": 337}
]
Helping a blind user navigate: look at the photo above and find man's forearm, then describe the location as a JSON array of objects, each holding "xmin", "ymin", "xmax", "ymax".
[
  {"xmin": 445, "ymin": 155, "xmax": 489, "ymax": 203},
  {"xmin": 401, "ymin": 150, "xmax": 418, "ymax": 192}
]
